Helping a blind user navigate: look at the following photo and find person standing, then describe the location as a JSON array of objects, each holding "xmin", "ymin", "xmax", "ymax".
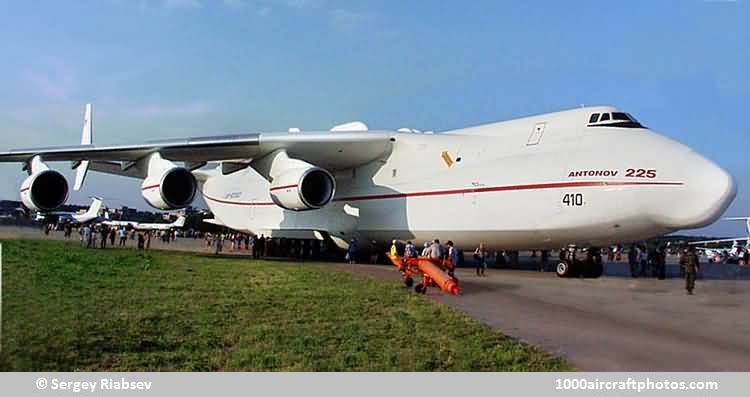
[
  {"xmin": 100, "ymin": 226, "xmax": 108, "ymax": 249},
  {"xmin": 656, "ymin": 246, "xmax": 667, "ymax": 280},
  {"xmin": 428, "ymin": 238, "xmax": 444, "ymax": 260},
  {"xmin": 682, "ymin": 247, "xmax": 700, "ymax": 295},
  {"xmin": 82, "ymin": 225, "xmax": 91, "ymax": 248},
  {"xmin": 346, "ymin": 238, "xmax": 357, "ymax": 264},
  {"xmin": 446, "ymin": 241, "xmax": 459, "ymax": 277},
  {"xmin": 474, "ymin": 243, "xmax": 487, "ymax": 276},
  {"xmin": 421, "ymin": 242, "xmax": 431, "ymax": 257},
  {"xmin": 137, "ymin": 233, "xmax": 145, "ymax": 251},
  {"xmin": 119, "ymin": 228, "xmax": 127, "ymax": 247},
  {"xmin": 540, "ymin": 250, "xmax": 550, "ymax": 272},
  {"xmin": 405, "ymin": 241, "xmax": 417, "ymax": 258},
  {"xmin": 258, "ymin": 234, "xmax": 266, "ymax": 257},
  {"xmin": 90, "ymin": 225, "xmax": 98, "ymax": 249},
  {"xmin": 389, "ymin": 239, "xmax": 398, "ymax": 258},
  {"xmin": 628, "ymin": 244, "xmax": 639, "ymax": 278}
]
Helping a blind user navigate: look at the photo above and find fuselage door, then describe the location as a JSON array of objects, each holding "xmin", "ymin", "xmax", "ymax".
[{"xmin": 527, "ymin": 122, "xmax": 546, "ymax": 146}]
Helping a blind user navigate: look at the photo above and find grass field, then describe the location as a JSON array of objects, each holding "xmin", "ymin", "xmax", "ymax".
[{"xmin": 0, "ymin": 240, "xmax": 569, "ymax": 371}]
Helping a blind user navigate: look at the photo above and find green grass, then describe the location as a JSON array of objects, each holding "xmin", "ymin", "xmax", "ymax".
[{"xmin": 0, "ymin": 240, "xmax": 569, "ymax": 371}]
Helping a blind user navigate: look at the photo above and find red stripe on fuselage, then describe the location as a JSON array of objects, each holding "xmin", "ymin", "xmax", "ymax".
[
  {"xmin": 270, "ymin": 184, "xmax": 298, "ymax": 192},
  {"xmin": 202, "ymin": 180, "xmax": 684, "ymax": 207},
  {"xmin": 335, "ymin": 181, "xmax": 683, "ymax": 202}
]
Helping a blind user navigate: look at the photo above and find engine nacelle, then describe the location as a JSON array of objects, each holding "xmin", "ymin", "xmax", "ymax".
[
  {"xmin": 270, "ymin": 167, "xmax": 336, "ymax": 211},
  {"xmin": 141, "ymin": 167, "xmax": 197, "ymax": 210},
  {"xmin": 20, "ymin": 170, "xmax": 69, "ymax": 212}
]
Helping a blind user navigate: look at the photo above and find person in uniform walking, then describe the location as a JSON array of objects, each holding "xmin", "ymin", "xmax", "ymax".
[{"xmin": 681, "ymin": 246, "xmax": 700, "ymax": 294}]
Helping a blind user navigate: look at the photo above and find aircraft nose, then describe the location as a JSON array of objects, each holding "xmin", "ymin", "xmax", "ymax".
[{"xmin": 666, "ymin": 152, "xmax": 736, "ymax": 229}]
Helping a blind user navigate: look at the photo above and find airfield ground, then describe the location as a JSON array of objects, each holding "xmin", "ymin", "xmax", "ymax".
[
  {"xmin": 0, "ymin": 239, "xmax": 567, "ymax": 371},
  {"xmin": 1, "ymin": 227, "xmax": 749, "ymax": 371}
]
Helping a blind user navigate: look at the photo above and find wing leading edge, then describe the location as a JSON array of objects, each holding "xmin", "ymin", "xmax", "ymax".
[{"xmin": 0, "ymin": 131, "xmax": 395, "ymax": 173}]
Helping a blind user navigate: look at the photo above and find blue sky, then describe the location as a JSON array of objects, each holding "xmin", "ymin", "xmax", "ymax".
[{"xmin": 0, "ymin": 0, "xmax": 747, "ymax": 236}]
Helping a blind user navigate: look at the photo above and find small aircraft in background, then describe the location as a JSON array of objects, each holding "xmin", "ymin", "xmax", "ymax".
[
  {"xmin": 35, "ymin": 197, "xmax": 103, "ymax": 225},
  {"xmin": 101, "ymin": 211, "xmax": 186, "ymax": 232},
  {"xmin": 690, "ymin": 217, "xmax": 750, "ymax": 264}
]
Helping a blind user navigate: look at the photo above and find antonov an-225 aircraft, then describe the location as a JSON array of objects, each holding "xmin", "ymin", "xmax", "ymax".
[{"xmin": 0, "ymin": 104, "xmax": 736, "ymax": 277}]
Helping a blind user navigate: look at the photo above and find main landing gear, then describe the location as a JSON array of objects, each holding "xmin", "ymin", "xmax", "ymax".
[{"xmin": 556, "ymin": 247, "xmax": 603, "ymax": 278}]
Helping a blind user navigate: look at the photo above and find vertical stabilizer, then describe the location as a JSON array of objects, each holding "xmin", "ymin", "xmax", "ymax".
[{"xmin": 74, "ymin": 104, "xmax": 92, "ymax": 191}]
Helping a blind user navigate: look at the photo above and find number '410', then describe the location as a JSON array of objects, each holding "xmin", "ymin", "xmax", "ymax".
[{"xmin": 562, "ymin": 193, "xmax": 584, "ymax": 207}]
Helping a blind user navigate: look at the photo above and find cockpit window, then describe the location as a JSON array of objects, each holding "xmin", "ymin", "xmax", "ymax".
[
  {"xmin": 612, "ymin": 112, "xmax": 630, "ymax": 121},
  {"xmin": 588, "ymin": 111, "xmax": 645, "ymax": 129}
]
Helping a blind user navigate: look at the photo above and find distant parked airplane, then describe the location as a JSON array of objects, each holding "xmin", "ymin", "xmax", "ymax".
[
  {"xmin": 101, "ymin": 212, "xmax": 186, "ymax": 232},
  {"xmin": 35, "ymin": 197, "xmax": 103, "ymax": 225},
  {"xmin": 690, "ymin": 217, "xmax": 750, "ymax": 264}
]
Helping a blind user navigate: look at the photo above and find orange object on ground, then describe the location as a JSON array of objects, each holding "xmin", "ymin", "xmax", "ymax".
[{"xmin": 387, "ymin": 253, "xmax": 461, "ymax": 295}]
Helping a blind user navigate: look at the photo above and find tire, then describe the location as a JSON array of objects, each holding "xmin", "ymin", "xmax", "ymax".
[
  {"xmin": 404, "ymin": 277, "xmax": 414, "ymax": 287},
  {"xmin": 556, "ymin": 261, "xmax": 573, "ymax": 278},
  {"xmin": 414, "ymin": 284, "xmax": 423, "ymax": 293}
]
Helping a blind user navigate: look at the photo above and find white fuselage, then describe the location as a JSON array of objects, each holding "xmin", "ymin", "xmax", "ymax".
[{"xmin": 199, "ymin": 107, "xmax": 735, "ymax": 250}]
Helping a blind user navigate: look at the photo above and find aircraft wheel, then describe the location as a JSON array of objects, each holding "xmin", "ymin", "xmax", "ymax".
[
  {"xmin": 414, "ymin": 284, "xmax": 423, "ymax": 293},
  {"xmin": 404, "ymin": 277, "xmax": 414, "ymax": 287},
  {"xmin": 556, "ymin": 261, "xmax": 573, "ymax": 278}
]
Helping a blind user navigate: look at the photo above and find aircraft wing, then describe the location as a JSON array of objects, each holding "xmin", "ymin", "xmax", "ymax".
[
  {"xmin": 688, "ymin": 237, "xmax": 750, "ymax": 245},
  {"xmin": 0, "ymin": 131, "xmax": 395, "ymax": 173}
]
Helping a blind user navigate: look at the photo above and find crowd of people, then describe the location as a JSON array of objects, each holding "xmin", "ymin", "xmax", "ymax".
[
  {"xmin": 203, "ymin": 232, "xmax": 327, "ymax": 260},
  {"xmin": 625, "ymin": 244, "xmax": 668, "ymax": 279},
  {"xmin": 40, "ymin": 221, "xmax": 711, "ymax": 294},
  {"xmin": 42, "ymin": 222, "xmax": 182, "ymax": 252}
]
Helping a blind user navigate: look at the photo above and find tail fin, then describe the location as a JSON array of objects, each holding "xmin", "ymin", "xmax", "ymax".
[
  {"xmin": 85, "ymin": 196, "xmax": 103, "ymax": 218},
  {"xmin": 74, "ymin": 104, "xmax": 92, "ymax": 191}
]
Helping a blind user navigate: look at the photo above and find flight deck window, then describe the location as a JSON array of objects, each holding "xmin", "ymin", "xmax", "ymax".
[
  {"xmin": 589, "ymin": 113, "xmax": 599, "ymax": 123},
  {"xmin": 599, "ymin": 113, "xmax": 610, "ymax": 121},
  {"xmin": 612, "ymin": 112, "xmax": 631, "ymax": 121}
]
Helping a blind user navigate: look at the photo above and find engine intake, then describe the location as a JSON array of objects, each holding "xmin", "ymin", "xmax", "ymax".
[
  {"xmin": 270, "ymin": 167, "xmax": 335, "ymax": 211},
  {"xmin": 20, "ymin": 170, "xmax": 69, "ymax": 212},
  {"xmin": 142, "ymin": 167, "xmax": 197, "ymax": 210}
]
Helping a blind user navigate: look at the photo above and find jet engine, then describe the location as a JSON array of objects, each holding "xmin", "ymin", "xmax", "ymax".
[
  {"xmin": 270, "ymin": 166, "xmax": 335, "ymax": 211},
  {"xmin": 20, "ymin": 169, "xmax": 69, "ymax": 212},
  {"xmin": 141, "ymin": 167, "xmax": 197, "ymax": 210}
]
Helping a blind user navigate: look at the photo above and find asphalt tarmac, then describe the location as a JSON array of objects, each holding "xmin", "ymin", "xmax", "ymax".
[{"xmin": 2, "ymin": 225, "xmax": 749, "ymax": 371}]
